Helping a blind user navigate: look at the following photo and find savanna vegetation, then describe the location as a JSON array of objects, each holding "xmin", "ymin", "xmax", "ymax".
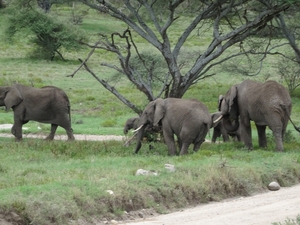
[{"xmin": 0, "ymin": 1, "xmax": 300, "ymax": 225}]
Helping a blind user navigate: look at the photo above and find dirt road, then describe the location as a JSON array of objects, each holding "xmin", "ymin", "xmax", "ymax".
[
  {"xmin": 0, "ymin": 133, "xmax": 125, "ymax": 141},
  {"xmin": 122, "ymin": 184, "xmax": 300, "ymax": 225}
]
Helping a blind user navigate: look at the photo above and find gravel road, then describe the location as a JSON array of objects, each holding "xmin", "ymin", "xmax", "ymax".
[
  {"xmin": 0, "ymin": 133, "xmax": 125, "ymax": 141},
  {"xmin": 122, "ymin": 184, "xmax": 300, "ymax": 225}
]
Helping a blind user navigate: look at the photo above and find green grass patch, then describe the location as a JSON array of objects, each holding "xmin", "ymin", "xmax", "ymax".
[
  {"xmin": 1, "ymin": 5, "xmax": 300, "ymax": 225},
  {"xmin": 0, "ymin": 139, "xmax": 300, "ymax": 224}
]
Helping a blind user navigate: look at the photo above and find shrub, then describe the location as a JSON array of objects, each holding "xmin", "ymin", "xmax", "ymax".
[{"xmin": 5, "ymin": 7, "xmax": 86, "ymax": 60}]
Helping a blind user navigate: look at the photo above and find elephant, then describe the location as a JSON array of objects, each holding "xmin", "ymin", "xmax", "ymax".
[
  {"xmin": 211, "ymin": 119, "xmax": 241, "ymax": 143},
  {"xmin": 0, "ymin": 84, "xmax": 75, "ymax": 141},
  {"xmin": 215, "ymin": 79, "xmax": 296, "ymax": 151},
  {"xmin": 134, "ymin": 98, "xmax": 216, "ymax": 155},
  {"xmin": 124, "ymin": 116, "xmax": 162, "ymax": 146},
  {"xmin": 211, "ymin": 95, "xmax": 241, "ymax": 143},
  {"xmin": 123, "ymin": 116, "xmax": 140, "ymax": 134}
]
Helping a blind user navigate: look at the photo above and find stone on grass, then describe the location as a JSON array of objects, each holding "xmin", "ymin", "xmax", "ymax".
[
  {"xmin": 106, "ymin": 190, "xmax": 114, "ymax": 195},
  {"xmin": 164, "ymin": 164, "xmax": 176, "ymax": 172},
  {"xmin": 267, "ymin": 181, "xmax": 280, "ymax": 191},
  {"xmin": 135, "ymin": 169, "xmax": 158, "ymax": 176}
]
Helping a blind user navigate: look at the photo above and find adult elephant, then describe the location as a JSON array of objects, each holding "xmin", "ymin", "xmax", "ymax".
[
  {"xmin": 0, "ymin": 84, "xmax": 75, "ymax": 141},
  {"xmin": 134, "ymin": 98, "xmax": 216, "ymax": 155},
  {"xmin": 215, "ymin": 79, "xmax": 297, "ymax": 151}
]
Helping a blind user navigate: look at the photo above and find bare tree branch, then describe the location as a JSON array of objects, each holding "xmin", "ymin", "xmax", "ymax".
[
  {"xmin": 78, "ymin": 58, "xmax": 142, "ymax": 114},
  {"xmin": 75, "ymin": 0, "xmax": 294, "ymax": 112}
]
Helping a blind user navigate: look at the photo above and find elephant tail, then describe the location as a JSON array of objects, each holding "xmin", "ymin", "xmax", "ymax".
[{"xmin": 280, "ymin": 104, "xmax": 300, "ymax": 133}]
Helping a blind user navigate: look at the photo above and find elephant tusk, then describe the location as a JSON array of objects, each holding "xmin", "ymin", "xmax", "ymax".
[
  {"xmin": 213, "ymin": 115, "xmax": 223, "ymax": 124},
  {"xmin": 132, "ymin": 124, "xmax": 144, "ymax": 133}
]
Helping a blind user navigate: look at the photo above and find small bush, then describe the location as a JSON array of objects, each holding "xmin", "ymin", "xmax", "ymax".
[
  {"xmin": 5, "ymin": 6, "xmax": 87, "ymax": 60},
  {"xmin": 101, "ymin": 119, "xmax": 117, "ymax": 127}
]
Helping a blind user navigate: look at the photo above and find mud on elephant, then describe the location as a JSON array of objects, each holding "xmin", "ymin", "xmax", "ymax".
[
  {"xmin": 0, "ymin": 84, "xmax": 75, "ymax": 141},
  {"xmin": 215, "ymin": 79, "xmax": 298, "ymax": 151},
  {"xmin": 134, "ymin": 98, "xmax": 218, "ymax": 155}
]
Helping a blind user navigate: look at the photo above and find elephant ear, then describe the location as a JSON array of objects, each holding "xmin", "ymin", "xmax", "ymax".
[
  {"xmin": 153, "ymin": 98, "xmax": 165, "ymax": 126},
  {"xmin": 228, "ymin": 85, "xmax": 239, "ymax": 118},
  {"xmin": 4, "ymin": 86, "xmax": 23, "ymax": 110},
  {"xmin": 218, "ymin": 95, "xmax": 224, "ymax": 111}
]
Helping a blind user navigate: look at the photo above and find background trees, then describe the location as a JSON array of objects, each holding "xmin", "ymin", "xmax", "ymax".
[
  {"xmin": 3, "ymin": 0, "xmax": 300, "ymax": 113},
  {"xmin": 72, "ymin": 0, "xmax": 298, "ymax": 114},
  {"xmin": 4, "ymin": 0, "xmax": 86, "ymax": 60}
]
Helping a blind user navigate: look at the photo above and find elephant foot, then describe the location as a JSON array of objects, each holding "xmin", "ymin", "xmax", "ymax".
[
  {"xmin": 15, "ymin": 137, "xmax": 22, "ymax": 142},
  {"xmin": 68, "ymin": 134, "xmax": 75, "ymax": 141},
  {"xmin": 45, "ymin": 135, "xmax": 55, "ymax": 141}
]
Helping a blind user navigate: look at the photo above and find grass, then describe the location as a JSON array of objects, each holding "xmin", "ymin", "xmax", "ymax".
[
  {"xmin": 1, "ymin": 5, "xmax": 300, "ymax": 225},
  {"xmin": 0, "ymin": 139, "xmax": 300, "ymax": 224},
  {"xmin": 273, "ymin": 215, "xmax": 300, "ymax": 225}
]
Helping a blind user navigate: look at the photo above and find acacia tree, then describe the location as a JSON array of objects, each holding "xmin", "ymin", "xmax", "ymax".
[
  {"xmin": 274, "ymin": 6, "xmax": 300, "ymax": 93},
  {"xmin": 71, "ymin": 0, "xmax": 295, "ymax": 114}
]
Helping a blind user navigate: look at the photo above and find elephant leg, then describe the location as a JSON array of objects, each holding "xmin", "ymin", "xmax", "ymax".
[
  {"xmin": 241, "ymin": 123, "xmax": 253, "ymax": 150},
  {"xmin": 65, "ymin": 127, "xmax": 75, "ymax": 141},
  {"xmin": 272, "ymin": 126, "xmax": 284, "ymax": 152},
  {"xmin": 11, "ymin": 123, "xmax": 23, "ymax": 141},
  {"xmin": 59, "ymin": 123, "xmax": 75, "ymax": 141},
  {"xmin": 256, "ymin": 124, "xmax": 267, "ymax": 148},
  {"xmin": 193, "ymin": 139, "xmax": 205, "ymax": 152},
  {"xmin": 180, "ymin": 142, "xmax": 191, "ymax": 155},
  {"xmin": 211, "ymin": 128, "xmax": 220, "ymax": 143},
  {"xmin": 163, "ymin": 129, "xmax": 177, "ymax": 156},
  {"xmin": 221, "ymin": 127, "xmax": 230, "ymax": 142},
  {"xmin": 177, "ymin": 138, "xmax": 182, "ymax": 150},
  {"xmin": 45, "ymin": 124, "xmax": 58, "ymax": 140},
  {"xmin": 11, "ymin": 116, "xmax": 23, "ymax": 141}
]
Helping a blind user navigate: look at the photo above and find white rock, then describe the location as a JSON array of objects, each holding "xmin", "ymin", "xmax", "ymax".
[
  {"xmin": 106, "ymin": 190, "xmax": 114, "ymax": 195},
  {"xmin": 110, "ymin": 220, "xmax": 118, "ymax": 224},
  {"xmin": 268, "ymin": 181, "xmax": 280, "ymax": 191},
  {"xmin": 135, "ymin": 169, "xmax": 158, "ymax": 176},
  {"xmin": 164, "ymin": 164, "xmax": 175, "ymax": 172}
]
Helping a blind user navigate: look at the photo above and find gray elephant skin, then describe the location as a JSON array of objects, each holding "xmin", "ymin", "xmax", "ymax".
[
  {"xmin": 0, "ymin": 84, "xmax": 75, "ymax": 141},
  {"xmin": 134, "ymin": 98, "xmax": 213, "ymax": 155},
  {"xmin": 218, "ymin": 79, "xmax": 293, "ymax": 151},
  {"xmin": 212, "ymin": 120, "xmax": 241, "ymax": 143},
  {"xmin": 124, "ymin": 116, "xmax": 140, "ymax": 134},
  {"xmin": 212, "ymin": 95, "xmax": 241, "ymax": 143}
]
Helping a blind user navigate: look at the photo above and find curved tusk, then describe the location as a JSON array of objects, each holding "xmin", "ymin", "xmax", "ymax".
[
  {"xmin": 132, "ymin": 124, "xmax": 144, "ymax": 133},
  {"xmin": 213, "ymin": 115, "xmax": 223, "ymax": 124}
]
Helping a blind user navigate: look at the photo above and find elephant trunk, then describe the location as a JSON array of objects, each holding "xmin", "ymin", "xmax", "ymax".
[
  {"xmin": 223, "ymin": 115, "xmax": 239, "ymax": 132},
  {"xmin": 134, "ymin": 124, "xmax": 147, "ymax": 154}
]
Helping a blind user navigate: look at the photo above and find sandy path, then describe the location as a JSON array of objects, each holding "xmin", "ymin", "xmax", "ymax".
[
  {"xmin": 0, "ymin": 133, "xmax": 125, "ymax": 141},
  {"xmin": 122, "ymin": 184, "xmax": 300, "ymax": 225}
]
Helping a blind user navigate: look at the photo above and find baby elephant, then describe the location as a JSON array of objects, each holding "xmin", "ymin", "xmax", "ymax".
[
  {"xmin": 0, "ymin": 84, "xmax": 75, "ymax": 141},
  {"xmin": 123, "ymin": 116, "xmax": 140, "ymax": 135},
  {"xmin": 212, "ymin": 120, "xmax": 241, "ymax": 143},
  {"xmin": 124, "ymin": 116, "xmax": 161, "ymax": 144}
]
